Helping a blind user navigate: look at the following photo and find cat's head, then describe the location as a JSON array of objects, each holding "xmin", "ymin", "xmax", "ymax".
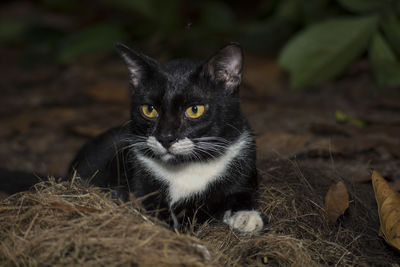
[{"xmin": 116, "ymin": 43, "xmax": 249, "ymax": 164}]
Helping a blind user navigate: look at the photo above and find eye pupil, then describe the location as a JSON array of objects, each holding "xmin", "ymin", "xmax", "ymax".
[
  {"xmin": 141, "ymin": 105, "xmax": 158, "ymax": 119},
  {"xmin": 185, "ymin": 104, "xmax": 204, "ymax": 119}
]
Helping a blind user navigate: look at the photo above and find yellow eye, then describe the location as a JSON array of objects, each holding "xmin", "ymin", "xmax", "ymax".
[
  {"xmin": 185, "ymin": 105, "xmax": 205, "ymax": 119},
  {"xmin": 141, "ymin": 105, "xmax": 158, "ymax": 119}
]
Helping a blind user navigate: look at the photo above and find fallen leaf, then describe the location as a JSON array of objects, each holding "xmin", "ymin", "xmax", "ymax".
[
  {"xmin": 85, "ymin": 83, "xmax": 129, "ymax": 103},
  {"xmin": 372, "ymin": 170, "xmax": 400, "ymax": 251},
  {"xmin": 70, "ymin": 125, "xmax": 105, "ymax": 138},
  {"xmin": 50, "ymin": 202, "xmax": 100, "ymax": 213},
  {"xmin": 324, "ymin": 181, "xmax": 349, "ymax": 224},
  {"xmin": 335, "ymin": 110, "xmax": 367, "ymax": 128}
]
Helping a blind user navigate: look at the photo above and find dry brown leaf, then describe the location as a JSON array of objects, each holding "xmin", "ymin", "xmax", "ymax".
[
  {"xmin": 324, "ymin": 181, "xmax": 349, "ymax": 224},
  {"xmin": 70, "ymin": 125, "xmax": 105, "ymax": 138},
  {"xmin": 85, "ymin": 83, "xmax": 128, "ymax": 103},
  {"xmin": 372, "ymin": 170, "xmax": 400, "ymax": 251}
]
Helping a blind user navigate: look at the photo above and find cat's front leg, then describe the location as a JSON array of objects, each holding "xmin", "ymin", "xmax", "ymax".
[{"xmin": 223, "ymin": 210, "xmax": 264, "ymax": 233}]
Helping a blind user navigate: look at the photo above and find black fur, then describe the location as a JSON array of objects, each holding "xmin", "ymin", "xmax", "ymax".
[
  {"xmin": 0, "ymin": 169, "xmax": 41, "ymax": 195},
  {"xmin": 70, "ymin": 43, "xmax": 259, "ymax": 229}
]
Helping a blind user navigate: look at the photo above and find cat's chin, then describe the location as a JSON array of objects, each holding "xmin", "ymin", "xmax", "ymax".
[
  {"xmin": 160, "ymin": 153, "xmax": 175, "ymax": 162},
  {"xmin": 158, "ymin": 153, "xmax": 183, "ymax": 165},
  {"xmin": 157, "ymin": 153, "xmax": 196, "ymax": 165}
]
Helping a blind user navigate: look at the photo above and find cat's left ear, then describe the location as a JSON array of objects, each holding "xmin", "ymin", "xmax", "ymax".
[
  {"xmin": 203, "ymin": 43, "xmax": 243, "ymax": 93},
  {"xmin": 115, "ymin": 43, "xmax": 158, "ymax": 87}
]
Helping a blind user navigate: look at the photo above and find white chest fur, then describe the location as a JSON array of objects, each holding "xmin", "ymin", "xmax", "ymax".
[{"xmin": 136, "ymin": 132, "xmax": 251, "ymax": 206}]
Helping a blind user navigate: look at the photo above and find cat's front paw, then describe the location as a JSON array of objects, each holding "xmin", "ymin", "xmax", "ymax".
[{"xmin": 223, "ymin": 210, "xmax": 264, "ymax": 233}]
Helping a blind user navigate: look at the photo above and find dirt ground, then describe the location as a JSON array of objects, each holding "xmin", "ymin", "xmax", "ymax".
[{"xmin": 1, "ymin": 43, "xmax": 400, "ymax": 265}]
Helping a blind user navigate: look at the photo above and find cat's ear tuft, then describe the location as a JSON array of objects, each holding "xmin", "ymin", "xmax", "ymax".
[
  {"xmin": 115, "ymin": 43, "xmax": 154, "ymax": 87},
  {"xmin": 204, "ymin": 43, "xmax": 243, "ymax": 92}
]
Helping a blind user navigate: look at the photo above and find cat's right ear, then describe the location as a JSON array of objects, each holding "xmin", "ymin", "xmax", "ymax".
[
  {"xmin": 115, "ymin": 43, "xmax": 157, "ymax": 87},
  {"xmin": 202, "ymin": 43, "xmax": 243, "ymax": 93}
]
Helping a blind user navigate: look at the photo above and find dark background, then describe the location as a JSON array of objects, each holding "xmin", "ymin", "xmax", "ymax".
[{"xmin": 0, "ymin": 0, "xmax": 399, "ymax": 185}]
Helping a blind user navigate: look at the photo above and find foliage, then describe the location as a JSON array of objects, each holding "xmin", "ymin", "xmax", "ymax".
[
  {"xmin": 279, "ymin": 16, "xmax": 378, "ymax": 89},
  {"xmin": 369, "ymin": 33, "xmax": 400, "ymax": 87},
  {"xmin": 279, "ymin": 0, "xmax": 400, "ymax": 89},
  {"xmin": 57, "ymin": 24, "xmax": 127, "ymax": 63},
  {"xmin": 0, "ymin": 0, "xmax": 336, "ymax": 62},
  {"xmin": 1, "ymin": 0, "xmax": 400, "ymax": 88}
]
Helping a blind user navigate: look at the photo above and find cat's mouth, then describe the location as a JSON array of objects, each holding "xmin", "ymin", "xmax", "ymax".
[
  {"xmin": 146, "ymin": 136, "xmax": 194, "ymax": 164},
  {"xmin": 141, "ymin": 135, "xmax": 230, "ymax": 164}
]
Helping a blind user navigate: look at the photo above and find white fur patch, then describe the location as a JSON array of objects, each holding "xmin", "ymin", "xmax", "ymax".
[
  {"xmin": 223, "ymin": 210, "xmax": 263, "ymax": 233},
  {"xmin": 136, "ymin": 132, "xmax": 252, "ymax": 205},
  {"xmin": 147, "ymin": 136, "xmax": 194, "ymax": 157},
  {"xmin": 161, "ymin": 154, "xmax": 174, "ymax": 162},
  {"xmin": 147, "ymin": 136, "xmax": 167, "ymax": 155},
  {"xmin": 169, "ymin": 138, "xmax": 194, "ymax": 155}
]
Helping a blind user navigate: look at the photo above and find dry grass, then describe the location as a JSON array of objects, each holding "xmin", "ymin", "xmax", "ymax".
[
  {"xmin": 1, "ymin": 160, "xmax": 399, "ymax": 266},
  {"xmin": 0, "ymin": 180, "xmax": 215, "ymax": 266}
]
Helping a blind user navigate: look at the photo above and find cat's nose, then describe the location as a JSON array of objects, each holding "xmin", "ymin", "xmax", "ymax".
[{"xmin": 158, "ymin": 134, "xmax": 176, "ymax": 149}]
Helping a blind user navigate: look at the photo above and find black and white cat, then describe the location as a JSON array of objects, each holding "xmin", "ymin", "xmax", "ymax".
[{"xmin": 71, "ymin": 43, "xmax": 264, "ymax": 233}]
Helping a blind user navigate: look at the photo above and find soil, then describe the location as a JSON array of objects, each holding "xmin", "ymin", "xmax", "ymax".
[{"xmin": 1, "ymin": 31, "xmax": 400, "ymax": 266}]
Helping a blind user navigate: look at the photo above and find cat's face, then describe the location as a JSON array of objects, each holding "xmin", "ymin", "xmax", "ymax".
[{"xmin": 116, "ymin": 43, "xmax": 246, "ymax": 164}]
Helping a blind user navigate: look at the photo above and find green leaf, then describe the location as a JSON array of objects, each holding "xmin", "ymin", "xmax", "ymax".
[
  {"xmin": 335, "ymin": 110, "xmax": 348, "ymax": 123},
  {"xmin": 58, "ymin": 24, "xmax": 127, "ymax": 64},
  {"xmin": 336, "ymin": 0, "xmax": 389, "ymax": 13},
  {"xmin": 369, "ymin": 33, "xmax": 400, "ymax": 87},
  {"xmin": 0, "ymin": 21, "xmax": 25, "ymax": 44},
  {"xmin": 381, "ymin": 13, "xmax": 400, "ymax": 57},
  {"xmin": 336, "ymin": 110, "xmax": 367, "ymax": 128},
  {"xmin": 278, "ymin": 16, "xmax": 378, "ymax": 89},
  {"xmin": 397, "ymin": 2, "xmax": 400, "ymax": 15},
  {"xmin": 349, "ymin": 118, "xmax": 367, "ymax": 128}
]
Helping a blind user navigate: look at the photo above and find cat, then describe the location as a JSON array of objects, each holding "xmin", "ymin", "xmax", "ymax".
[{"xmin": 70, "ymin": 42, "xmax": 264, "ymax": 233}]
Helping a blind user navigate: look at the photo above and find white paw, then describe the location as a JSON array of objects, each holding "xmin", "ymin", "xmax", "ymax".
[{"xmin": 223, "ymin": 210, "xmax": 264, "ymax": 233}]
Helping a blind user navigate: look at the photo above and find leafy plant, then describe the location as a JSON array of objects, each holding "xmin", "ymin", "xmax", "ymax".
[
  {"xmin": 279, "ymin": 0, "xmax": 400, "ymax": 89},
  {"xmin": 57, "ymin": 23, "xmax": 127, "ymax": 63}
]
